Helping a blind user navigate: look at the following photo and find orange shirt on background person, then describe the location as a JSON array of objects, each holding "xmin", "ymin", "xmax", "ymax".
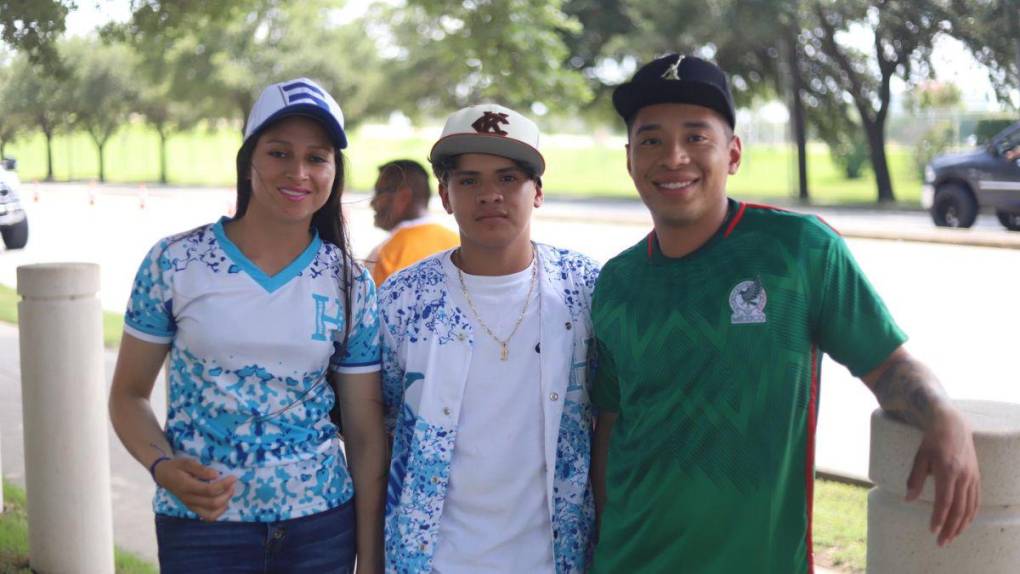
[{"xmin": 369, "ymin": 216, "xmax": 459, "ymax": 285}]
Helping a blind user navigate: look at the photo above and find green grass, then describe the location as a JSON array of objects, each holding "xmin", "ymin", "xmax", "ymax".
[
  {"xmin": 814, "ymin": 479, "xmax": 868, "ymax": 573},
  {"xmin": 1, "ymin": 479, "xmax": 156, "ymax": 573},
  {"xmin": 0, "ymin": 284, "xmax": 123, "ymax": 349},
  {"xmin": 5, "ymin": 123, "xmax": 922, "ymax": 205}
]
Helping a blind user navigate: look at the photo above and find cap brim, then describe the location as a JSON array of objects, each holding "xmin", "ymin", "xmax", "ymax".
[
  {"xmin": 429, "ymin": 133, "xmax": 545, "ymax": 176},
  {"xmin": 250, "ymin": 104, "xmax": 348, "ymax": 149},
  {"xmin": 613, "ymin": 80, "xmax": 735, "ymax": 128}
]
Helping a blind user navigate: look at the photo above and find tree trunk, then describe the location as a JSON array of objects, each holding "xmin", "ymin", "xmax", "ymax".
[
  {"xmin": 786, "ymin": 41, "xmax": 809, "ymax": 202},
  {"xmin": 0, "ymin": 140, "xmax": 5, "ymax": 158},
  {"xmin": 862, "ymin": 119, "xmax": 894, "ymax": 202},
  {"xmin": 157, "ymin": 126, "xmax": 168, "ymax": 184},
  {"xmin": 44, "ymin": 130, "xmax": 54, "ymax": 182},
  {"xmin": 98, "ymin": 142, "xmax": 105, "ymax": 183}
]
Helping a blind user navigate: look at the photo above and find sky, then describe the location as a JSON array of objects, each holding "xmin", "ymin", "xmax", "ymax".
[{"xmin": 64, "ymin": 0, "xmax": 1015, "ymax": 113}]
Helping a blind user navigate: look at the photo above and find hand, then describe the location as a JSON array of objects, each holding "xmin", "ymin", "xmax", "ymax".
[
  {"xmin": 905, "ymin": 408, "xmax": 980, "ymax": 547},
  {"xmin": 154, "ymin": 458, "xmax": 237, "ymax": 521}
]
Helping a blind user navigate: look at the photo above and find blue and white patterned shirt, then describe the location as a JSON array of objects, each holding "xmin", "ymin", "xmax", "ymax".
[
  {"xmin": 124, "ymin": 218, "xmax": 381, "ymax": 522},
  {"xmin": 379, "ymin": 244, "xmax": 600, "ymax": 574}
]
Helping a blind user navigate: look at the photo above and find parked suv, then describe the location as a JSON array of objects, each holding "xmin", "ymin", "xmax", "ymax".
[
  {"xmin": 0, "ymin": 157, "xmax": 29, "ymax": 249},
  {"xmin": 922, "ymin": 121, "xmax": 1020, "ymax": 230}
]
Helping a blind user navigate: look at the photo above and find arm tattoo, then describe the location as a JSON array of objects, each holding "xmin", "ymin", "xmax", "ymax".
[{"xmin": 869, "ymin": 356, "xmax": 948, "ymax": 429}]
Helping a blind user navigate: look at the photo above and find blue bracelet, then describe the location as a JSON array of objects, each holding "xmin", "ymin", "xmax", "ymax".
[{"xmin": 148, "ymin": 456, "xmax": 171, "ymax": 482}]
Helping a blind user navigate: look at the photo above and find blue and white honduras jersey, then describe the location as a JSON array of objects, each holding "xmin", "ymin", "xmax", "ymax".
[{"xmin": 124, "ymin": 217, "xmax": 381, "ymax": 522}]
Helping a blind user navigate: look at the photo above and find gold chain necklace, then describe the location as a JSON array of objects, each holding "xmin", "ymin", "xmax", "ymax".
[{"xmin": 455, "ymin": 249, "xmax": 538, "ymax": 361}]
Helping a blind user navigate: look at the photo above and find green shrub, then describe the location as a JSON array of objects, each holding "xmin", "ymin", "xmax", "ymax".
[{"xmin": 830, "ymin": 136, "xmax": 870, "ymax": 180}]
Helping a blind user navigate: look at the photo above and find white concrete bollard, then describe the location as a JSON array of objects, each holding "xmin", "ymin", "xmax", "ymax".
[
  {"xmin": 867, "ymin": 400, "xmax": 1020, "ymax": 573},
  {"xmin": 17, "ymin": 263, "xmax": 114, "ymax": 574},
  {"xmin": 1, "ymin": 429, "xmax": 4, "ymax": 512}
]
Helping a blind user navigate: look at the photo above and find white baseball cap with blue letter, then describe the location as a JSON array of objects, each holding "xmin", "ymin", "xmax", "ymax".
[{"xmin": 244, "ymin": 77, "xmax": 348, "ymax": 149}]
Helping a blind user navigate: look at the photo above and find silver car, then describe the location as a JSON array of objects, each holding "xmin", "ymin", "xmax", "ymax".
[{"xmin": 0, "ymin": 157, "xmax": 29, "ymax": 249}]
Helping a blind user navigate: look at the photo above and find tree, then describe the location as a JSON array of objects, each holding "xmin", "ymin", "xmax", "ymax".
[
  {"xmin": 3, "ymin": 53, "xmax": 72, "ymax": 180},
  {"xmin": 0, "ymin": 57, "xmax": 25, "ymax": 157},
  {"xmin": 65, "ymin": 38, "xmax": 138, "ymax": 183},
  {"xmin": 110, "ymin": 0, "xmax": 387, "ymax": 136},
  {"xmin": 0, "ymin": 0, "xmax": 73, "ymax": 73},
  {"xmin": 797, "ymin": 1, "xmax": 1016, "ymax": 202},
  {"xmin": 375, "ymin": 0, "xmax": 592, "ymax": 119}
]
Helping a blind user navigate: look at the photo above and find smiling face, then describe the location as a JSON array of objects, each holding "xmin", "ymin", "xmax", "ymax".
[
  {"xmin": 246, "ymin": 116, "xmax": 337, "ymax": 225},
  {"xmin": 627, "ymin": 103, "xmax": 741, "ymax": 229},
  {"xmin": 438, "ymin": 153, "xmax": 543, "ymax": 253}
]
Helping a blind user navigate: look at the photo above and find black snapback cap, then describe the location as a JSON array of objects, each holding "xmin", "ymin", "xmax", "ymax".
[{"xmin": 612, "ymin": 53, "xmax": 735, "ymax": 129}]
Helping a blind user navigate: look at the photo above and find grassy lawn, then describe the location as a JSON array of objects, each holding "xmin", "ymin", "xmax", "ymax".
[
  {"xmin": 814, "ymin": 479, "xmax": 868, "ymax": 573},
  {"xmin": 5, "ymin": 123, "xmax": 922, "ymax": 205},
  {"xmin": 1, "ymin": 479, "xmax": 156, "ymax": 573},
  {"xmin": 0, "ymin": 284, "xmax": 123, "ymax": 349}
]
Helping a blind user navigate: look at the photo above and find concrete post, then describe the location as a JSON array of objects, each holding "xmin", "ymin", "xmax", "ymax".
[
  {"xmin": 17, "ymin": 263, "xmax": 114, "ymax": 574},
  {"xmin": 867, "ymin": 400, "xmax": 1020, "ymax": 573},
  {"xmin": 1, "ymin": 429, "xmax": 4, "ymax": 511}
]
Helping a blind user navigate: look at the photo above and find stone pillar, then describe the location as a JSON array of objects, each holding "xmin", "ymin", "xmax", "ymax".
[
  {"xmin": 17, "ymin": 263, "xmax": 114, "ymax": 574},
  {"xmin": 867, "ymin": 400, "xmax": 1020, "ymax": 573},
  {"xmin": 0, "ymin": 429, "xmax": 4, "ymax": 511}
]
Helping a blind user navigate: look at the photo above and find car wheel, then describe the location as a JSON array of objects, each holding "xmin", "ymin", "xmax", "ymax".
[
  {"xmin": 931, "ymin": 183, "xmax": 977, "ymax": 228},
  {"xmin": 996, "ymin": 210, "xmax": 1020, "ymax": 231},
  {"xmin": 0, "ymin": 218, "xmax": 29, "ymax": 249}
]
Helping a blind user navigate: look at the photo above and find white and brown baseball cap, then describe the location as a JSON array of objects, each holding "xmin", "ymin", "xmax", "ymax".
[{"xmin": 429, "ymin": 104, "xmax": 545, "ymax": 176}]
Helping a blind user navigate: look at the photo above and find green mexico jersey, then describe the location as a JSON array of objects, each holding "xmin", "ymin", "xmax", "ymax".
[{"xmin": 591, "ymin": 200, "xmax": 906, "ymax": 574}]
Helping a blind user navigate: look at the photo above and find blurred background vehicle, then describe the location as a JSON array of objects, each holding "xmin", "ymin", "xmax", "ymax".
[
  {"xmin": 0, "ymin": 156, "xmax": 30, "ymax": 249},
  {"xmin": 923, "ymin": 121, "xmax": 1020, "ymax": 231}
]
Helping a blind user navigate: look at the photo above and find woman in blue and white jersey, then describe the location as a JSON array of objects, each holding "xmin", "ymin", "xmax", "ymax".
[{"xmin": 109, "ymin": 78, "xmax": 386, "ymax": 573}]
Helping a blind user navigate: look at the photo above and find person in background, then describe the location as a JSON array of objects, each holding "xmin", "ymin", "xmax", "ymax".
[{"xmin": 366, "ymin": 159, "xmax": 459, "ymax": 285}]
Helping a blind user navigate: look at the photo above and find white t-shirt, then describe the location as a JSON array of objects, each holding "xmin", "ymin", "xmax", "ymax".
[
  {"xmin": 124, "ymin": 218, "xmax": 381, "ymax": 522},
  {"xmin": 431, "ymin": 254, "xmax": 555, "ymax": 574}
]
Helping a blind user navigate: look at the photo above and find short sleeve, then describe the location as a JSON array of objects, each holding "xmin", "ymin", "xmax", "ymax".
[
  {"xmin": 590, "ymin": 336, "xmax": 621, "ymax": 413},
  {"xmin": 123, "ymin": 240, "xmax": 176, "ymax": 344},
  {"xmin": 815, "ymin": 235, "xmax": 907, "ymax": 376},
  {"xmin": 372, "ymin": 246, "xmax": 398, "ymax": 286},
  {"xmin": 330, "ymin": 266, "xmax": 382, "ymax": 374}
]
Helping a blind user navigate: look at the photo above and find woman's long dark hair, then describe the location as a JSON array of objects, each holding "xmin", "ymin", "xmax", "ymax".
[{"xmin": 234, "ymin": 127, "xmax": 354, "ymax": 362}]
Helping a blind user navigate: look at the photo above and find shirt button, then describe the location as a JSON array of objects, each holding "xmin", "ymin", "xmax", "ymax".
[
  {"xmin": 273, "ymin": 529, "xmax": 284, "ymax": 540},
  {"xmin": 549, "ymin": 392, "xmax": 559, "ymax": 401},
  {"xmin": 443, "ymin": 407, "xmax": 451, "ymax": 416},
  {"xmin": 565, "ymin": 321, "xmax": 572, "ymax": 330},
  {"xmin": 457, "ymin": 334, "xmax": 465, "ymax": 341}
]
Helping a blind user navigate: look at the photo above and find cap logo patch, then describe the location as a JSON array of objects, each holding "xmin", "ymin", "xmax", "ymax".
[
  {"xmin": 280, "ymin": 81, "xmax": 330, "ymax": 111},
  {"xmin": 661, "ymin": 57, "xmax": 683, "ymax": 81},
  {"xmin": 471, "ymin": 112, "xmax": 510, "ymax": 136}
]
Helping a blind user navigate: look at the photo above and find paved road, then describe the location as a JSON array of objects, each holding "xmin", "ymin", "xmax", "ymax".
[{"xmin": 2, "ymin": 183, "xmax": 1019, "ymax": 566}]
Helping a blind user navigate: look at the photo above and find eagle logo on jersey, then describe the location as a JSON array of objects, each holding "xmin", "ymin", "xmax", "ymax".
[
  {"xmin": 471, "ymin": 111, "xmax": 510, "ymax": 136},
  {"xmin": 729, "ymin": 277, "xmax": 767, "ymax": 324},
  {"xmin": 661, "ymin": 57, "xmax": 683, "ymax": 80}
]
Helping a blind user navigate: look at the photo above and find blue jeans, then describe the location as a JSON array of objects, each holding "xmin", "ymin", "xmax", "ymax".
[{"xmin": 155, "ymin": 501, "xmax": 356, "ymax": 574}]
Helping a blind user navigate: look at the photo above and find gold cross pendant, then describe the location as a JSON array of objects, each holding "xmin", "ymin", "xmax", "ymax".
[{"xmin": 500, "ymin": 343, "xmax": 509, "ymax": 361}]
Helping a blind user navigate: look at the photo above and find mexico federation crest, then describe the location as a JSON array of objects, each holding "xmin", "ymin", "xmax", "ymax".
[{"xmin": 729, "ymin": 278, "xmax": 767, "ymax": 324}]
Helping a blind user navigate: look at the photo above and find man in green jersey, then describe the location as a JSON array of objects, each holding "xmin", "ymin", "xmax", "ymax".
[{"xmin": 589, "ymin": 53, "xmax": 980, "ymax": 573}]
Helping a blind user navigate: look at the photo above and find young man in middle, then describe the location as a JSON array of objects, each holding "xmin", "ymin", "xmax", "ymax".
[{"xmin": 378, "ymin": 103, "xmax": 599, "ymax": 574}]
